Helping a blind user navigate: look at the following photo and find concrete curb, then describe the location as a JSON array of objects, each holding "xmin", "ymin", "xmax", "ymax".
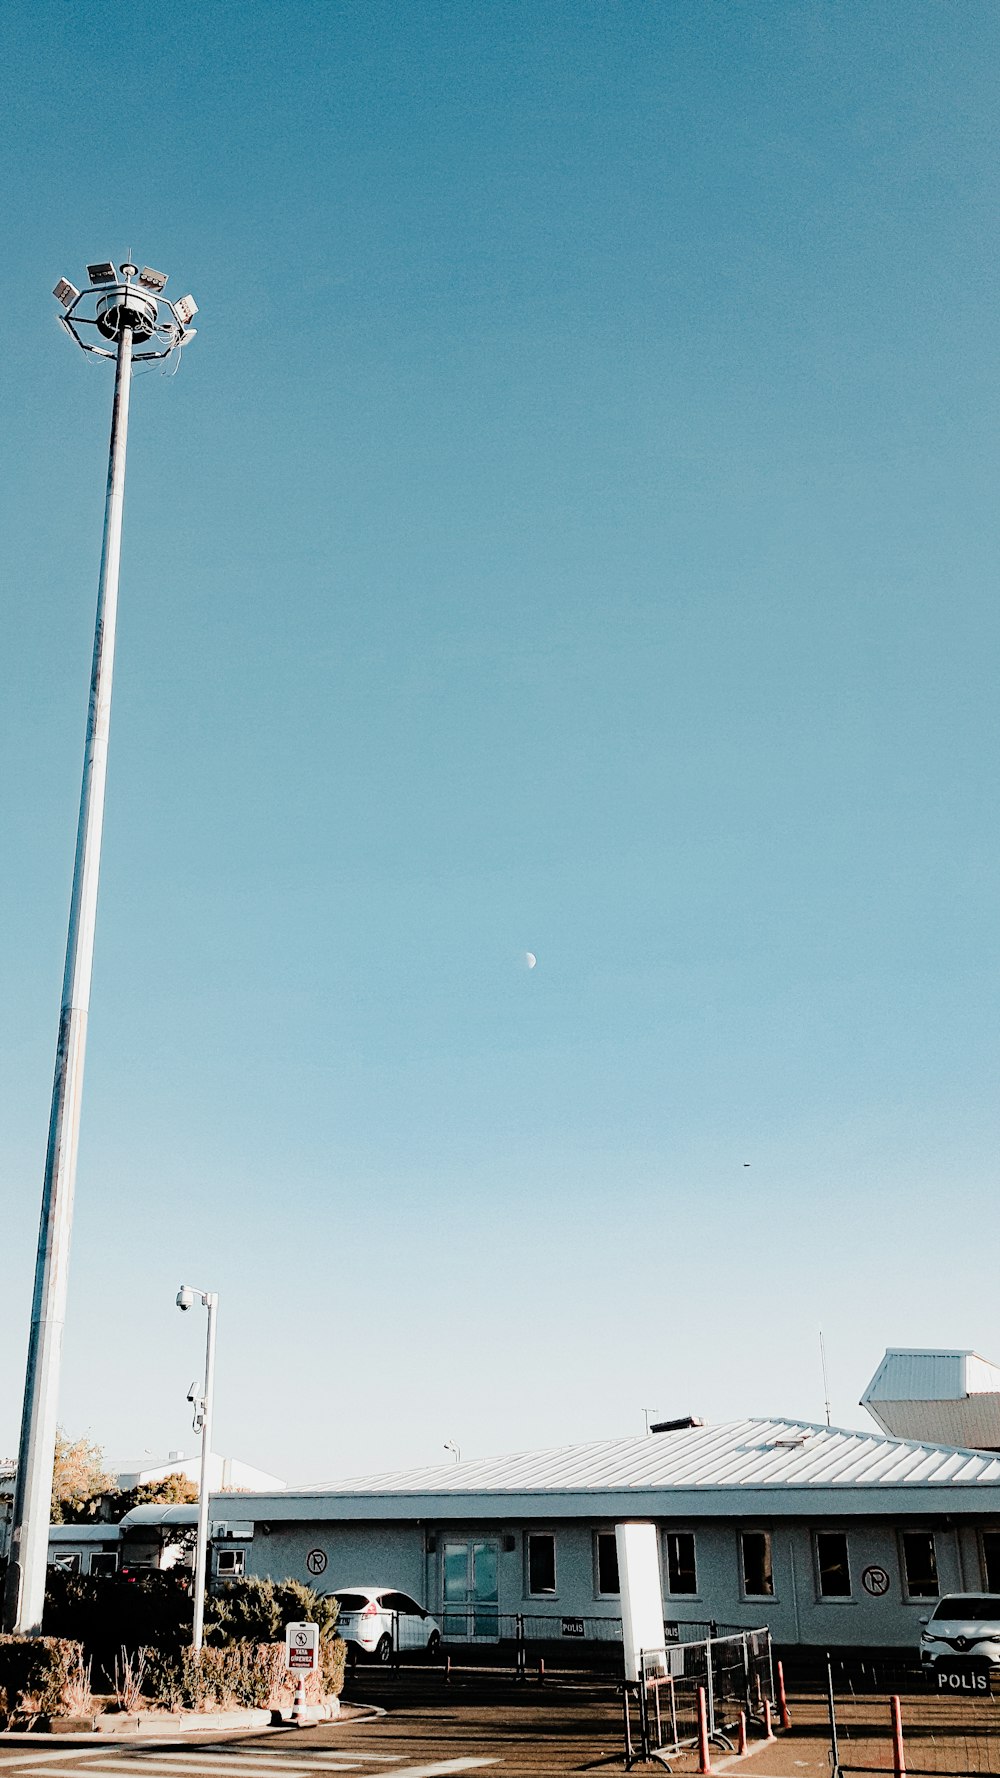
[
  {"xmin": 94, "ymin": 1710, "xmax": 276, "ymax": 1734},
  {"xmin": 1, "ymin": 1697, "xmax": 349, "ymax": 1738}
]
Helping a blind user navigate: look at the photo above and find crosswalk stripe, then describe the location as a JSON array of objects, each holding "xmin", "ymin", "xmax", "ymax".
[
  {"xmin": 378, "ymin": 1764, "xmax": 497, "ymax": 1777},
  {"xmin": 0, "ymin": 1756, "xmax": 402, "ymax": 1775},
  {"xmin": 142, "ymin": 1749, "xmax": 391, "ymax": 1763},
  {"xmin": 0, "ymin": 1758, "xmax": 110, "ymax": 1768},
  {"xmin": 143, "ymin": 1757, "xmax": 394, "ymax": 1768},
  {"xmin": 14, "ymin": 1767, "xmax": 317, "ymax": 1778},
  {"xmin": 13, "ymin": 1769, "xmax": 362, "ymax": 1778}
]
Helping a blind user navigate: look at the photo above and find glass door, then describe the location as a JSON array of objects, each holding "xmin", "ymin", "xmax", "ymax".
[{"xmin": 441, "ymin": 1538, "xmax": 499, "ymax": 1640}]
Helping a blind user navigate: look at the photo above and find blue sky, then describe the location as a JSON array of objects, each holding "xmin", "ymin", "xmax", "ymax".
[{"xmin": 2, "ymin": 0, "xmax": 999, "ymax": 1483}]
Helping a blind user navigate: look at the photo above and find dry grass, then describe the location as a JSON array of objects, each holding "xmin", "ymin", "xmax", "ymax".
[
  {"xmin": 112, "ymin": 1648, "xmax": 147, "ymax": 1714},
  {"xmin": 62, "ymin": 1650, "xmax": 94, "ymax": 1716}
]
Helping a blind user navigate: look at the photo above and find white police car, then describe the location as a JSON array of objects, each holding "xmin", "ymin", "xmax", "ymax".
[{"xmin": 920, "ymin": 1595, "xmax": 1000, "ymax": 1686}]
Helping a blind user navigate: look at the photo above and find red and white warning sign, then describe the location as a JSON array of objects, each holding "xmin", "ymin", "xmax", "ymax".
[{"xmin": 285, "ymin": 1621, "xmax": 319, "ymax": 1671}]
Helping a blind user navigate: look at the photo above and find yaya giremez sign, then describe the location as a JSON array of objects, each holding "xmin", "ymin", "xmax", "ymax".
[{"xmin": 285, "ymin": 1621, "xmax": 319, "ymax": 1672}]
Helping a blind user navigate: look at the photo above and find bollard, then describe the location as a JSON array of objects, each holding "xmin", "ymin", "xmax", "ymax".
[
  {"xmin": 764, "ymin": 1699, "xmax": 776, "ymax": 1741},
  {"xmin": 777, "ymin": 1659, "xmax": 791, "ymax": 1730},
  {"xmin": 738, "ymin": 1709, "xmax": 747, "ymax": 1755},
  {"xmin": 891, "ymin": 1694, "xmax": 906, "ymax": 1778},
  {"xmin": 697, "ymin": 1684, "xmax": 712, "ymax": 1774},
  {"xmin": 445, "ymin": 1655, "xmax": 452, "ymax": 1685},
  {"xmin": 538, "ymin": 1656, "xmax": 545, "ymax": 1685}
]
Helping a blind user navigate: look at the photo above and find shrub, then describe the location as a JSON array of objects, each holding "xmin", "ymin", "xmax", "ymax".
[
  {"xmin": 142, "ymin": 1642, "xmax": 322, "ymax": 1710},
  {"xmin": 0, "ymin": 1635, "xmax": 87, "ymax": 1719},
  {"xmin": 45, "ymin": 1570, "xmax": 194, "ymax": 1667},
  {"xmin": 319, "ymin": 1634, "xmax": 347, "ymax": 1697},
  {"xmin": 209, "ymin": 1577, "xmax": 338, "ymax": 1647},
  {"xmin": 141, "ymin": 1637, "xmax": 345, "ymax": 1712}
]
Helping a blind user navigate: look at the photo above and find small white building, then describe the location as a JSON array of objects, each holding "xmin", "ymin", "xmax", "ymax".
[{"xmin": 107, "ymin": 1452, "xmax": 286, "ymax": 1493}]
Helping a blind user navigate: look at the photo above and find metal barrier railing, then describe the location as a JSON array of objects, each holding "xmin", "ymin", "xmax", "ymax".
[
  {"xmin": 340, "ymin": 1606, "xmax": 627, "ymax": 1674},
  {"xmin": 623, "ymin": 1626, "xmax": 775, "ymax": 1769}
]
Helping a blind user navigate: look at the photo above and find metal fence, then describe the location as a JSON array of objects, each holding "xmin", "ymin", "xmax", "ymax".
[
  {"xmin": 623, "ymin": 1626, "xmax": 775, "ymax": 1769},
  {"xmin": 819, "ymin": 1652, "xmax": 1000, "ymax": 1778},
  {"xmin": 359, "ymin": 1606, "xmax": 626, "ymax": 1676}
]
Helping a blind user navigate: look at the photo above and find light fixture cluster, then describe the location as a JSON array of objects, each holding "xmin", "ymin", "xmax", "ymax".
[{"xmin": 52, "ymin": 257, "xmax": 199, "ymax": 362}]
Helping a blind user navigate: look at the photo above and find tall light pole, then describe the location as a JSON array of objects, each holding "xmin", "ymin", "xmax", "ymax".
[
  {"xmin": 2, "ymin": 261, "xmax": 198, "ymax": 1636},
  {"xmin": 176, "ymin": 1285, "xmax": 217, "ymax": 1652}
]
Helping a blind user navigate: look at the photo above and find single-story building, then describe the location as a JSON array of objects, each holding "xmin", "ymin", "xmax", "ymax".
[
  {"xmin": 206, "ymin": 1396, "xmax": 1000, "ymax": 1651},
  {"xmin": 44, "ymin": 1502, "xmax": 256, "ymax": 1577},
  {"xmin": 48, "ymin": 1523, "xmax": 121, "ymax": 1576}
]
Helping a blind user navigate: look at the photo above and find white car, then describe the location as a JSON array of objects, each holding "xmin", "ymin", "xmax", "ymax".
[
  {"xmin": 329, "ymin": 1586, "xmax": 442, "ymax": 1662},
  {"xmin": 920, "ymin": 1595, "xmax": 1000, "ymax": 1673}
]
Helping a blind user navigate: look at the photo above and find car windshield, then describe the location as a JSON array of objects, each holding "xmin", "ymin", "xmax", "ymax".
[
  {"xmin": 932, "ymin": 1597, "xmax": 1000, "ymax": 1621},
  {"xmin": 331, "ymin": 1593, "xmax": 369, "ymax": 1612}
]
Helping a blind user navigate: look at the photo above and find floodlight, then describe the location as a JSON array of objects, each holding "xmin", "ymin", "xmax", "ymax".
[
  {"xmin": 53, "ymin": 278, "xmax": 79, "ymax": 308},
  {"xmin": 177, "ymin": 327, "xmax": 198, "ymax": 347},
  {"xmin": 87, "ymin": 262, "xmax": 118, "ymax": 285},
  {"xmin": 173, "ymin": 294, "xmax": 198, "ymax": 325},
  {"xmin": 138, "ymin": 265, "xmax": 168, "ymax": 292}
]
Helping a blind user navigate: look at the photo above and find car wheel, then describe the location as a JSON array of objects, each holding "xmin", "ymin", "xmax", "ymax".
[
  {"xmin": 427, "ymin": 1631, "xmax": 441, "ymax": 1659},
  {"xmin": 375, "ymin": 1634, "xmax": 393, "ymax": 1664}
]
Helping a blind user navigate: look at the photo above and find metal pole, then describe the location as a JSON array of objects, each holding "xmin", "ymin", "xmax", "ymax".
[
  {"xmin": 3, "ymin": 325, "xmax": 134, "ymax": 1636},
  {"xmin": 826, "ymin": 1654, "xmax": 842, "ymax": 1778},
  {"xmin": 191, "ymin": 1292, "xmax": 217, "ymax": 1651}
]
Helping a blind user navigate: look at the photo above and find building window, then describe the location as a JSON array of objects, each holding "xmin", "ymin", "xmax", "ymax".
[
  {"xmin": 90, "ymin": 1551, "xmax": 118, "ymax": 1577},
  {"xmin": 595, "ymin": 1533, "xmax": 620, "ymax": 1595},
  {"xmin": 527, "ymin": 1533, "xmax": 556, "ymax": 1595},
  {"xmin": 901, "ymin": 1532, "xmax": 938, "ymax": 1599},
  {"xmin": 740, "ymin": 1530, "xmax": 774, "ymax": 1597},
  {"xmin": 49, "ymin": 1552, "xmax": 80, "ymax": 1574},
  {"xmin": 665, "ymin": 1532, "xmax": 698, "ymax": 1595},
  {"xmin": 815, "ymin": 1531, "xmax": 851, "ymax": 1597},
  {"xmin": 982, "ymin": 1532, "xmax": 1000, "ymax": 1592},
  {"xmin": 216, "ymin": 1548, "xmax": 246, "ymax": 1577}
]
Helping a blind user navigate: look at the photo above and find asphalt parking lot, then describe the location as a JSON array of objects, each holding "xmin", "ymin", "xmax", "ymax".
[{"xmin": 5, "ymin": 1672, "xmax": 1000, "ymax": 1775}]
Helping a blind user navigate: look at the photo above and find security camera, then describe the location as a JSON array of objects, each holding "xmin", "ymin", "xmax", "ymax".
[
  {"xmin": 186, "ymin": 1381, "xmax": 200, "ymax": 1403},
  {"xmin": 176, "ymin": 1286, "xmax": 195, "ymax": 1311}
]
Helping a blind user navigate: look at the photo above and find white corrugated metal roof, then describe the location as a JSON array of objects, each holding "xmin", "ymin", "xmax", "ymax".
[
  {"xmin": 290, "ymin": 1417, "xmax": 1000, "ymax": 1497},
  {"xmin": 49, "ymin": 1524, "xmax": 121, "ymax": 1542},
  {"xmin": 862, "ymin": 1350, "xmax": 1000, "ymax": 1404}
]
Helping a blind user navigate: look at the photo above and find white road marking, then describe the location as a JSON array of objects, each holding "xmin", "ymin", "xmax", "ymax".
[
  {"xmin": 0, "ymin": 1759, "xmax": 110, "ymax": 1769},
  {"xmin": 381, "ymin": 1764, "xmax": 497, "ymax": 1777},
  {"xmin": 10, "ymin": 1768, "xmax": 365, "ymax": 1778},
  {"xmin": 14, "ymin": 1767, "xmax": 317, "ymax": 1778}
]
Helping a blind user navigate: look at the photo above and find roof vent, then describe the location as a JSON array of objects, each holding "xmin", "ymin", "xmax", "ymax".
[
  {"xmin": 649, "ymin": 1416, "xmax": 705, "ymax": 1434},
  {"xmin": 768, "ymin": 1432, "xmax": 811, "ymax": 1448}
]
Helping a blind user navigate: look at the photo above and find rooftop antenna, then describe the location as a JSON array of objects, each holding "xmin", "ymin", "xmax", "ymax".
[
  {"xmin": 2, "ymin": 258, "xmax": 198, "ymax": 1638},
  {"xmin": 820, "ymin": 1329, "xmax": 832, "ymax": 1428}
]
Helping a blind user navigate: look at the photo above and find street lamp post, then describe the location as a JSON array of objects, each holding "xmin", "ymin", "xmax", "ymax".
[
  {"xmin": 177, "ymin": 1285, "xmax": 218, "ymax": 1652},
  {"xmin": 2, "ymin": 261, "xmax": 198, "ymax": 1636}
]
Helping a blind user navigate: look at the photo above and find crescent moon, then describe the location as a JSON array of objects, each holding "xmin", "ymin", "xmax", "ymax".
[{"xmin": 525, "ymin": 952, "xmax": 537, "ymax": 968}]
